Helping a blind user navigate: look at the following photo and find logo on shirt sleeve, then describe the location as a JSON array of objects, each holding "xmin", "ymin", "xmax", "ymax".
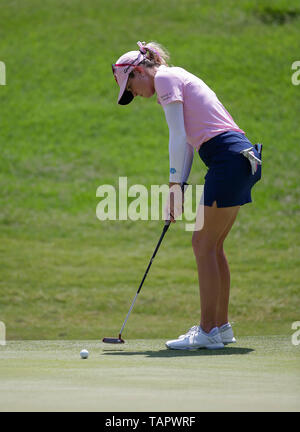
[
  {"xmin": 170, "ymin": 168, "xmax": 177, "ymax": 174},
  {"xmin": 161, "ymin": 92, "xmax": 172, "ymax": 102}
]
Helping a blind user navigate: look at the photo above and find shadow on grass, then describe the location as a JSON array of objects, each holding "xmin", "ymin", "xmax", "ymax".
[{"xmin": 102, "ymin": 347, "xmax": 254, "ymax": 357}]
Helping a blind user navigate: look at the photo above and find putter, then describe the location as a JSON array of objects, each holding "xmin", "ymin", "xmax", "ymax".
[{"xmin": 102, "ymin": 220, "xmax": 171, "ymax": 344}]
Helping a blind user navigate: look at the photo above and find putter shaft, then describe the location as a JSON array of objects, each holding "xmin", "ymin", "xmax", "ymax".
[{"xmin": 118, "ymin": 221, "xmax": 171, "ymax": 339}]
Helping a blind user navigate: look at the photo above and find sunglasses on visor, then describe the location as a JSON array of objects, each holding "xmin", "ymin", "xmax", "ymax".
[{"xmin": 112, "ymin": 53, "xmax": 143, "ymax": 77}]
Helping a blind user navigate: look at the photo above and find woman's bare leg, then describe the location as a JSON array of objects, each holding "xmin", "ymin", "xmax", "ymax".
[
  {"xmin": 192, "ymin": 201, "xmax": 239, "ymax": 333},
  {"xmin": 215, "ymin": 209, "xmax": 239, "ymax": 327}
]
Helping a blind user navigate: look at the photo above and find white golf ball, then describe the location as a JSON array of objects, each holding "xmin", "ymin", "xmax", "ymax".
[{"xmin": 80, "ymin": 349, "xmax": 89, "ymax": 359}]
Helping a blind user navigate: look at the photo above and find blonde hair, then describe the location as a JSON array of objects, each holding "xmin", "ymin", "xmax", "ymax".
[{"xmin": 138, "ymin": 41, "xmax": 170, "ymax": 67}]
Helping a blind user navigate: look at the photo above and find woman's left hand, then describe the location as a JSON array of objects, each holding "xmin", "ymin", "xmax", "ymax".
[{"xmin": 165, "ymin": 182, "xmax": 184, "ymax": 223}]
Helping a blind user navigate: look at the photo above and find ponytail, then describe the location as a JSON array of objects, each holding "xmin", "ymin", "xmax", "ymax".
[{"xmin": 137, "ymin": 41, "xmax": 170, "ymax": 67}]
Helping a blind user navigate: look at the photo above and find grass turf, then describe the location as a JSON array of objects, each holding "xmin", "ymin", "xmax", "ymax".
[
  {"xmin": 0, "ymin": 0, "xmax": 300, "ymax": 341},
  {"xmin": 0, "ymin": 337, "xmax": 299, "ymax": 412}
]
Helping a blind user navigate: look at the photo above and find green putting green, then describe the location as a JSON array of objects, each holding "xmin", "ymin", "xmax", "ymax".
[{"xmin": 0, "ymin": 337, "xmax": 299, "ymax": 411}]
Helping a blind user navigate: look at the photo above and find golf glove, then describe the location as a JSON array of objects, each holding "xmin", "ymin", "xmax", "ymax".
[{"xmin": 240, "ymin": 147, "xmax": 262, "ymax": 175}]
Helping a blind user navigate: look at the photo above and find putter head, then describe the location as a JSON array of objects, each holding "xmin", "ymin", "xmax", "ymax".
[{"xmin": 102, "ymin": 335, "xmax": 125, "ymax": 344}]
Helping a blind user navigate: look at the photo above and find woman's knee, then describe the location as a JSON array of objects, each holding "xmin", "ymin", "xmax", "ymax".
[
  {"xmin": 216, "ymin": 239, "xmax": 225, "ymax": 256},
  {"xmin": 192, "ymin": 232, "xmax": 218, "ymax": 257}
]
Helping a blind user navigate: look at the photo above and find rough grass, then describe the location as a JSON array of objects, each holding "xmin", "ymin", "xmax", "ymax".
[{"xmin": 0, "ymin": 0, "xmax": 300, "ymax": 340}]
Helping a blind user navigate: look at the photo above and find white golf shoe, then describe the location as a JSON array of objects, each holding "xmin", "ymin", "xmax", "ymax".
[
  {"xmin": 166, "ymin": 326, "xmax": 224, "ymax": 350},
  {"xmin": 219, "ymin": 323, "xmax": 236, "ymax": 345},
  {"xmin": 178, "ymin": 323, "xmax": 236, "ymax": 344},
  {"xmin": 178, "ymin": 325, "xmax": 200, "ymax": 339}
]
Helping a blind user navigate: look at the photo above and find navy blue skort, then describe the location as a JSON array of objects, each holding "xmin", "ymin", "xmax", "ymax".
[{"xmin": 198, "ymin": 131, "xmax": 262, "ymax": 208}]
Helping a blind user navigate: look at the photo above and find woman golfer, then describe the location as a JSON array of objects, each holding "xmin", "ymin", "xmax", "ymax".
[{"xmin": 112, "ymin": 41, "xmax": 262, "ymax": 349}]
